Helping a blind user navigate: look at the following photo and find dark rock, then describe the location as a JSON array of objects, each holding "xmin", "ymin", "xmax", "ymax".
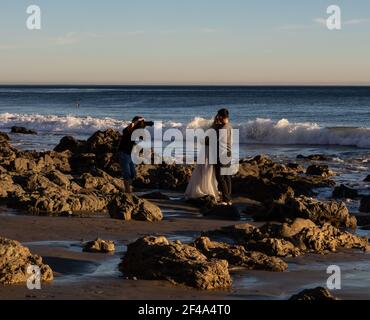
[
  {"xmin": 286, "ymin": 163, "xmax": 305, "ymax": 173},
  {"xmin": 119, "ymin": 236, "xmax": 232, "ymax": 290},
  {"xmin": 0, "ymin": 132, "xmax": 10, "ymax": 142},
  {"xmin": 297, "ymin": 154, "xmax": 333, "ymax": 161},
  {"xmin": 202, "ymin": 205, "xmax": 241, "ymax": 220},
  {"xmin": 46, "ymin": 170, "xmax": 71, "ymax": 189},
  {"xmin": 54, "ymin": 136, "xmax": 86, "ymax": 153},
  {"xmin": 0, "ymin": 237, "xmax": 53, "ymax": 285},
  {"xmin": 306, "ymin": 164, "xmax": 332, "ymax": 177},
  {"xmin": 108, "ymin": 194, "xmax": 163, "ymax": 222},
  {"xmin": 360, "ymin": 196, "xmax": 370, "ymax": 213},
  {"xmin": 364, "ymin": 175, "xmax": 370, "ymax": 182},
  {"xmin": 355, "ymin": 215, "xmax": 370, "ymax": 226},
  {"xmin": 11, "ymin": 126, "xmax": 37, "ymax": 135},
  {"xmin": 69, "ymin": 153, "xmax": 96, "ymax": 173},
  {"xmin": 95, "ymin": 152, "xmax": 121, "ymax": 176},
  {"xmin": 86, "ymin": 129, "xmax": 121, "ymax": 154},
  {"xmin": 271, "ymin": 175, "xmax": 335, "ymax": 196},
  {"xmin": 134, "ymin": 164, "xmax": 193, "ymax": 191},
  {"xmin": 289, "ymin": 287, "xmax": 337, "ymax": 301},
  {"xmin": 232, "ymin": 176, "xmax": 295, "ymax": 204},
  {"xmin": 332, "ymin": 184, "xmax": 358, "ymax": 199},
  {"xmin": 203, "ymin": 223, "xmax": 264, "ymax": 245},
  {"xmin": 187, "ymin": 195, "xmax": 218, "ymax": 210},
  {"xmin": 242, "ymin": 201, "xmax": 267, "ymax": 216}
]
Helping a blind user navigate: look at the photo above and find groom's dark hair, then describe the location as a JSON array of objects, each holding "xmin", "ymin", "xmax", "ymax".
[{"xmin": 217, "ymin": 108, "xmax": 229, "ymax": 119}]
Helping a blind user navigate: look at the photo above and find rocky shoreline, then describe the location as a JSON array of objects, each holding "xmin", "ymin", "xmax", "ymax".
[{"xmin": 0, "ymin": 128, "xmax": 369, "ymax": 298}]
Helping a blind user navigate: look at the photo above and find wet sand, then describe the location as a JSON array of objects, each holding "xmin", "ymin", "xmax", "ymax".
[{"xmin": 0, "ymin": 195, "xmax": 369, "ymax": 300}]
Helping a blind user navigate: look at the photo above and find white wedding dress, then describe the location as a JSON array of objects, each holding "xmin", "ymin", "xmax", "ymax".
[{"xmin": 185, "ymin": 145, "xmax": 219, "ymax": 201}]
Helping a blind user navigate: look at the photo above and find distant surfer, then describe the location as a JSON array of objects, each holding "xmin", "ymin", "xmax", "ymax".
[{"xmin": 76, "ymin": 101, "xmax": 80, "ymax": 108}]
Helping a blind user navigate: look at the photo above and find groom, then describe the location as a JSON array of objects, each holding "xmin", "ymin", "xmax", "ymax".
[{"xmin": 214, "ymin": 108, "xmax": 233, "ymax": 205}]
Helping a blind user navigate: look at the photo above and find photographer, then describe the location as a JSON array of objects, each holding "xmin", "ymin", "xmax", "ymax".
[{"xmin": 118, "ymin": 116, "xmax": 154, "ymax": 193}]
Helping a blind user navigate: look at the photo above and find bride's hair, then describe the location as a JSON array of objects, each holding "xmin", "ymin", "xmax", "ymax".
[{"xmin": 212, "ymin": 115, "xmax": 222, "ymax": 129}]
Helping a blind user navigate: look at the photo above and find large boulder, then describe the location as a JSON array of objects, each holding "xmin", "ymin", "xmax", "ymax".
[
  {"xmin": 239, "ymin": 155, "xmax": 303, "ymax": 178},
  {"xmin": 69, "ymin": 153, "xmax": 96, "ymax": 173},
  {"xmin": 290, "ymin": 221, "xmax": 369, "ymax": 253},
  {"xmin": 289, "ymin": 287, "xmax": 337, "ymax": 301},
  {"xmin": 27, "ymin": 190, "xmax": 108, "ymax": 215},
  {"xmin": 9, "ymin": 174, "xmax": 108, "ymax": 215},
  {"xmin": 54, "ymin": 136, "xmax": 86, "ymax": 153},
  {"xmin": 193, "ymin": 237, "xmax": 288, "ymax": 272},
  {"xmin": 360, "ymin": 196, "xmax": 370, "ymax": 213},
  {"xmin": 270, "ymin": 174, "xmax": 335, "ymax": 197},
  {"xmin": 267, "ymin": 196, "xmax": 357, "ymax": 229},
  {"xmin": 306, "ymin": 164, "xmax": 333, "ymax": 177},
  {"xmin": 108, "ymin": 194, "xmax": 163, "ymax": 222},
  {"xmin": 232, "ymin": 176, "xmax": 295, "ymax": 204},
  {"xmin": 0, "ymin": 237, "xmax": 53, "ymax": 285},
  {"xmin": 11, "ymin": 126, "xmax": 37, "ymax": 135},
  {"xmin": 332, "ymin": 184, "xmax": 358, "ymax": 199},
  {"xmin": 119, "ymin": 236, "xmax": 232, "ymax": 290},
  {"xmin": 364, "ymin": 175, "xmax": 370, "ymax": 182},
  {"xmin": 202, "ymin": 205, "xmax": 241, "ymax": 220},
  {"xmin": 205, "ymin": 219, "xmax": 369, "ymax": 257},
  {"xmin": 134, "ymin": 164, "xmax": 193, "ymax": 191},
  {"xmin": 86, "ymin": 129, "xmax": 121, "ymax": 154}
]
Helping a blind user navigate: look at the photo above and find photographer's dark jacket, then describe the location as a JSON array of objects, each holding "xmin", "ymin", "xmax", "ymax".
[{"xmin": 118, "ymin": 126, "xmax": 136, "ymax": 154}]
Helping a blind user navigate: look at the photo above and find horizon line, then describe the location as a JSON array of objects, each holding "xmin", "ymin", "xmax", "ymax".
[{"xmin": 1, "ymin": 82, "xmax": 370, "ymax": 87}]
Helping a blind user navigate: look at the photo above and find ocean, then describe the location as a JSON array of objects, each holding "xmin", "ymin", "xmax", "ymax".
[{"xmin": 0, "ymin": 85, "xmax": 369, "ymax": 206}]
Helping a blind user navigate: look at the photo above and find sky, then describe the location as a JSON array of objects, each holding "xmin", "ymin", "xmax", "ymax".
[{"xmin": 0, "ymin": 0, "xmax": 370, "ymax": 85}]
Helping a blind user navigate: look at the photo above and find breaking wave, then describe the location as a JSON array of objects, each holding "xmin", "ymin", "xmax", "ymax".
[{"xmin": 0, "ymin": 113, "xmax": 369, "ymax": 148}]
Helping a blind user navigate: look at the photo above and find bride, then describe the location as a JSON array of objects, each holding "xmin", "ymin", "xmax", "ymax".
[{"xmin": 185, "ymin": 116, "xmax": 220, "ymax": 201}]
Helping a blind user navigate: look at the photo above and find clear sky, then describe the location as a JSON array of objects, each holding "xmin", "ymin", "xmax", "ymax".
[{"xmin": 1, "ymin": 0, "xmax": 370, "ymax": 85}]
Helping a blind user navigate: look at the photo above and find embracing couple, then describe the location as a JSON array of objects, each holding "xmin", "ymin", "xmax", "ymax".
[{"xmin": 185, "ymin": 108, "xmax": 233, "ymax": 206}]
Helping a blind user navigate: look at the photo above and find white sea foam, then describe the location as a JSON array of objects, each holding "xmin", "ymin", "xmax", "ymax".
[{"xmin": 1, "ymin": 113, "xmax": 369, "ymax": 148}]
